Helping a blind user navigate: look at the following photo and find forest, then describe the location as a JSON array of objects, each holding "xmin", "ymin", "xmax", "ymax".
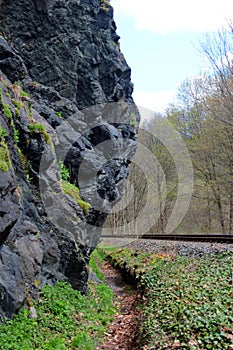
[{"xmin": 105, "ymin": 23, "xmax": 233, "ymax": 235}]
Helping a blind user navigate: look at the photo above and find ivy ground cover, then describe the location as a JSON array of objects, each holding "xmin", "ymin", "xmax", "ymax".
[{"xmin": 104, "ymin": 247, "xmax": 233, "ymax": 349}]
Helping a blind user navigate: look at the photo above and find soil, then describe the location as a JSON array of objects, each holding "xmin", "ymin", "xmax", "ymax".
[{"xmin": 97, "ymin": 260, "xmax": 143, "ymax": 350}]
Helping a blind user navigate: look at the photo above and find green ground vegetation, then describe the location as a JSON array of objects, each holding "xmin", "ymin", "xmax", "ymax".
[
  {"xmin": 0, "ymin": 250, "xmax": 115, "ymax": 350},
  {"xmin": 101, "ymin": 247, "xmax": 233, "ymax": 350}
]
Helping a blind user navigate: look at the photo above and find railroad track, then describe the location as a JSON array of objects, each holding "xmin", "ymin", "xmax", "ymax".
[
  {"xmin": 101, "ymin": 234, "xmax": 233, "ymax": 244},
  {"xmin": 140, "ymin": 234, "xmax": 233, "ymax": 244}
]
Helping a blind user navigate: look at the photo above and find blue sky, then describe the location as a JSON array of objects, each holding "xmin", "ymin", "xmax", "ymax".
[{"xmin": 111, "ymin": 0, "xmax": 233, "ymax": 114}]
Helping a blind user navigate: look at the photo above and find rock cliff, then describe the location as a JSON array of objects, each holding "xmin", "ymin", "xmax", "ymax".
[{"xmin": 0, "ymin": 0, "xmax": 139, "ymax": 319}]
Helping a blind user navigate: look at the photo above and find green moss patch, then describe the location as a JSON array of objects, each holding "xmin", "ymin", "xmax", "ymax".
[
  {"xmin": 0, "ymin": 142, "xmax": 11, "ymax": 172},
  {"xmin": 0, "ymin": 126, "xmax": 11, "ymax": 172},
  {"xmin": 62, "ymin": 180, "xmax": 91, "ymax": 214}
]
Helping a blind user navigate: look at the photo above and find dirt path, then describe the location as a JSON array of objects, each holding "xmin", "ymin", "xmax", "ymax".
[{"xmin": 97, "ymin": 260, "xmax": 142, "ymax": 350}]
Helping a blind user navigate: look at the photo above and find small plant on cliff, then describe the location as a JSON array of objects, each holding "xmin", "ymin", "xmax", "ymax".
[
  {"xmin": 100, "ymin": 0, "xmax": 110, "ymax": 11},
  {"xmin": 12, "ymin": 99, "xmax": 23, "ymax": 117},
  {"xmin": 58, "ymin": 160, "xmax": 70, "ymax": 181},
  {"xmin": 0, "ymin": 126, "xmax": 7, "ymax": 139},
  {"xmin": 2, "ymin": 102, "xmax": 12, "ymax": 120},
  {"xmin": 55, "ymin": 111, "xmax": 62, "ymax": 118},
  {"xmin": 0, "ymin": 126, "xmax": 11, "ymax": 172},
  {"xmin": 0, "ymin": 91, "xmax": 21, "ymax": 145},
  {"xmin": 29, "ymin": 123, "xmax": 51, "ymax": 144},
  {"xmin": 14, "ymin": 129, "xmax": 20, "ymax": 144},
  {"xmin": 0, "ymin": 91, "xmax": 13, "ymax": 122},
  {"xmin": 0, "ymin": 143, "xmax": 11, "ymax": 173},
  {"xmin": 11, "ymin": 82, "xmax": 30, "ymax": 100},
  {"xmin": 20, "ymin": 90, "xmax": 29, "ymax": 98}
]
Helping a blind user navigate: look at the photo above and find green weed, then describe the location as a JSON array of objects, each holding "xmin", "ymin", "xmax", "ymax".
[
  {"xmin": 55, "ymin": 111, "xmax": 62, "ymax": 118},
  {"xmin": 58, "ymin": 161, "xmax": 70, "ymax": 181},
  {"xmin": 0, "ymin": 278, "xmax": 115, "ymax": 350}
]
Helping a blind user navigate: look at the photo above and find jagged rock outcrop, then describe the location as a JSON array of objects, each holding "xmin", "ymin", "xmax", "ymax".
[{"xmin": 0, "ymin": 0, "xmax": 139, "ymax": 320}]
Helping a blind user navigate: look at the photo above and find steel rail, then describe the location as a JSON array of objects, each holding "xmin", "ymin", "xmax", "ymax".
[{"xmin": 140, "ymin": 234, "xmax": 233, "ymax": 244}]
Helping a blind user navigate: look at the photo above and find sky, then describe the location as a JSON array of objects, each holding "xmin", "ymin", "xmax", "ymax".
[{"xmin": 111, "ymin": 0, "xmax": 233, "ymax": 115}]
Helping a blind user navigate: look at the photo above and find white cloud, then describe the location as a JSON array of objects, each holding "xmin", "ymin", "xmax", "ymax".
[
  {"xmin": 111, "ymin": 0, "xmax": 233, "ymax": 34},
  {"xmin": 133, "ymin": 90, "xmax": 176, "ymax": 117}
]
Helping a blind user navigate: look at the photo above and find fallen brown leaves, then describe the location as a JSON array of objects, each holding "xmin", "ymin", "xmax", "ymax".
[{"xmin": 97, "ymin": 261, "xmax": 142, "ymax": 350}]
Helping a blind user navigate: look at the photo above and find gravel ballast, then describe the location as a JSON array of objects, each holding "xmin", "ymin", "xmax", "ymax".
[{"xmin": 126, "ymin": 239, "xmax": 233, "ymax": 258}]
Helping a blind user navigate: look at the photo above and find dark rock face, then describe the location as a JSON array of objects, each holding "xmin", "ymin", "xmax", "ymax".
[
  {"xmin": 0, "ymin": 170, "xmax": 20, "ymax": 245},
  {"xmin": 0, "ymin": 0, "xmax": 139, "ymax": 320},
  {"xmin": 1, "ymin": 0, "xmax": 133, "ymax": 110}
]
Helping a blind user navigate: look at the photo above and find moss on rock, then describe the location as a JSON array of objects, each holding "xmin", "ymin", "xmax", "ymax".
[{"xmin": 62, "ymin": 180, "xmax": 91, "ymax": 214}]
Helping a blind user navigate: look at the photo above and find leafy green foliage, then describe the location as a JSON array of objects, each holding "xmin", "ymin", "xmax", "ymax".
[
  {"xmin": 72, "ymin": 331, "xmax": 95, "ymax": 349},
  {"xmin": 14, "ymin": 128, "xmax": 19, "ymax": 143},
  {"xmin": 55, "ymin": 111, "xmax": 62, "ymax": 118},
  {"xmin": 0, "ymin": 91, "xmax": 13, "ymax": 122},
  {"xmin": 20, "ymin": 90, "xmax": 29, "ymax": 98},
  {"xmin": 0, "ymin": 94, "xmax": 21, "ymax": 145},
  {"xmin": 105, "ymin": 248, "xmax": 233, "ymax": 349},
  {"xmin": 12, "ymin": 99, "xmax": 23, "ymax": 117},
  {"xmin": 62, "ymin": 179, "xmax": 81, "ymax": 200},
  {"xmin": 90, "ymin": 249, "xmax": 106, "ymax": 280},
  {"xmin": 2, "ymin": 101, "xmax": 12, "ymax": 120},
  {"xmin": 12, "ymin": 99, "xmax": 23, "ymax": 110},
  {"xmin": 0, "ymin": 126, "xmax": 7, "ymax": 140},
  {"xmin": 0, "ymin": 278, "xmax": 115, "ymax": 350},
  {"xmin": 58, "ymin": 161, "xmax": 70, "ymax": 181}
]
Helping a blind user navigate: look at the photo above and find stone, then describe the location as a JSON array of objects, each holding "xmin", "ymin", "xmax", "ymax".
[
  {"xmin": 0, "ymin": 245, "xmax": 26, "ymax": 319},
  {"xmin": 0, "ymin": 0, "xmax": 139, "ymax": 320},
  {"xmin": 0, "ymin": 170, "xmax": 20, "ymax": 245}
]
